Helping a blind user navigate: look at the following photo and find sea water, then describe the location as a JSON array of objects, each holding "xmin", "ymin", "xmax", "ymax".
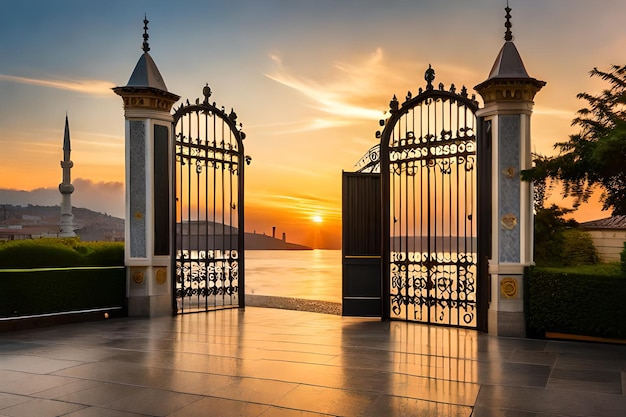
[{"xmin": 245, "ymin": 249, "xmax": 342, "ymax": 303}]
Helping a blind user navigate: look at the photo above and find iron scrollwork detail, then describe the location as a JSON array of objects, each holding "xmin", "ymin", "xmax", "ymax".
[
  {"xmin": 173, "ymin": 86, "xmax": 247, "ymax": 313},
  {"xmin": 381, "ymin": 66, "xmax": 479, "ymax": 328}
]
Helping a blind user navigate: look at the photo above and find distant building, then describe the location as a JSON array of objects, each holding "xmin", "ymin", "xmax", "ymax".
[
  {"xmin": 58, "ymin": 115, "xmax": 76, "ymax": 237},
  {"xmin": 579, "ymin": 216, "xmax": 626, "ymax": 262}
]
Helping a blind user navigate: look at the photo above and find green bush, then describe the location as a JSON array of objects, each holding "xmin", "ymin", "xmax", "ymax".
[
  {"xmin": 621, "ymin": 242, "xmax": 626, "ymax": 274},
  {"xmin": 561, "ymin": 229, "xmax": 599, "ymax": 266},
  {"xmin": 0, "ymin": 238, "xmax": 123, "ymax": 268},
  {"xmin": 533, "ymin": 205, "xmax": 577, "ymax": 266},
  {"xmin": 526, "ymin": 266, "xmax": 626, "ymax": 339},
  {"xmin": 84, "ymin": 242, "xmax": 125, "ymax": 266}
]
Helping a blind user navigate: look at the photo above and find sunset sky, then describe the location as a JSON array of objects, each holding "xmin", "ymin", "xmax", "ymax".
[{"xmin": 1, "ymin": 0, "xmax": 625, "ymax": 248}]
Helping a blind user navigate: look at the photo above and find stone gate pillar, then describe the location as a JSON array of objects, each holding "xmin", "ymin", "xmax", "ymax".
[
  {"xmin": 474, "ymin": 7, "xmax": 545, "ymax": 336},
  {"xmin": 113, "ymin": 18, "xmax": 180, "ymax": 316}
]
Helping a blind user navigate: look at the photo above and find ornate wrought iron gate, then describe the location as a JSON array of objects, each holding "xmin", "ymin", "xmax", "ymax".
[
  {"xmin": 380, "ymin": 67, "xmax": 484, "ymax": 328},
  {"xmin": 172, "ymin": 85, "xmax": 248, "ymax": 314}
]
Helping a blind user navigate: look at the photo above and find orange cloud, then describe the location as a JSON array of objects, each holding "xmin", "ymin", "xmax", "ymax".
[
  {"xmin": 0, "ymin": 74, "xmax": 115, "ymax": 96},
  {"xmin": 265, "ymin": 48, "xmax": 410, "ymax": 131}
]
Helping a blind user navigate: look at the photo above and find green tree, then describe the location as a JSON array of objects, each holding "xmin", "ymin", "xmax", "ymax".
[
  {"xmin": 533, "ymin": 204, "xmax": 577, "ymax": 266},
  {"xmin": 522, "ymin": 65, "xmax": 626, "ymax": 215}
]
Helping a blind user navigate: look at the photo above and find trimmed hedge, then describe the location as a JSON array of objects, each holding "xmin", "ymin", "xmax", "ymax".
[
  {"xmin": 0, "ymin": 239, "xmax": 126, "ymax": 318},
  {"xmin": 0, "ymin": 238, "xmax": 123, "ymax": 268},
  {"xmin": 526, "ymin": 266, "xmax": 626, "ymax": 339},
  {"xmin": 0, "ymin": 267, "xmax": 125, "ymax": 317}
]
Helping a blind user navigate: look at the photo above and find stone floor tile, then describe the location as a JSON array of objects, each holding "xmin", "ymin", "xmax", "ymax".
[
  {"xmin": 31, "ymin": 379, "xmax": 99, "ymax": 400},
  {"xmin": 544, "ymin": 340, "xmax": 626, "ymax": 359},
  {"xmin": 471, "ymin": 406, "xmax": 559, "ymax": 416},
  {"xmin": 0, "ymin": 393, "xmax": 30, "ymax": 410},
  {"xmin": 554, "ymin": 352, "xmax": 626, "ymax": 372},
  {"xmin": 547, "ymin": 368, "xmax": 623, "ymax": 394},
  {"xmin": 11, "ymin": 345, "xmax": 113, "ymax": 363},
  {"xmin": 208, "ymin": 378, "xmax": 299, "ymax": 405},
  {"xmin": 62, "ymin": 407, "xmax": 147, "ymax": 417},
  {"xmin": 477, "ymin": 337, "xmax": 547, "ymax": 356},
  {"xmin": 100, "ymin": 387, "xmax": 201, "ymax": 416},
  {"xmin": 0, "ymin": 342, "xmax": 45, "ymax": 353},
  {"xmin": 156, "ymin": 370, "xmax": 238, "ymax": 396},
  {"xmin": 54, "ymin": 361, "xmax": 169, "ymax": 388},
  {"xmin": 0, "ymin": 354, "xmax": 82, "ymax": 374},
  {"xmin": 271, "ymin": 384, "xmax": 378, "ymax": 416},
  {"xmin": 0, "ymin": 398, "xmax": 85, "ymax": 417},
  {"xmin": 475, "ymin": 361, "xmax": 551, "ymax": 387},
  {"xmin": 387, "ymin": 373, "xmax": 479, "ymax": 406},
  {"xmin": 367, "ymin": 395, "xmax": 473, "ymax": 417},
  {"xmin": 257, "ymin": 406, "xmax": 331, "ymax": 417},
  {"xmin": 0, "ymin": 373, "xmax": 78, "ymax": 396},
  {"xmin": 474, "ymin": 384, "xmax": 626, "ymax": 417},
  {"xmin": 167, "ymin": 397, "xmax": 270, "ymax": 417},
  {"xmin": 56, "ymin": 382, "xmax": 145, "ymax": 406},
  {"xmin": 238, "ymin": 359, "xmax": 344, "ymax": 388},
  {"xmin": 0, "ymin": 371, "xmax": 30, "ymax": 390},
  {"xmin": 505, "ymin": 349, "xmax": 558, "ymax": 367}
]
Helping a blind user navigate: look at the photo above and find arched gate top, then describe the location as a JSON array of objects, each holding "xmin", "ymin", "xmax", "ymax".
[
  {"xmin": 378, "ymin": 66, "xmax": 479, "ymax": 146},
  {"xmin": 173, "ymin": 84, "xmax": 248, "ymax": 157}
]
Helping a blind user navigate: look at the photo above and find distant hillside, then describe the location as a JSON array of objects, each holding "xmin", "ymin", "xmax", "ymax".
[
  {"xmin": 0, "ymin": 205, "xmax": 311, "ymax": 249},
  {"xmin": 245, "ymin": 232, "xmax": 311, "ymax": 250},
  {"xmin": 176, "ymin": 221, "xmax": 311, "ymax": 250},
  {"xmin": 0, "ymin": 204, "xmax": 123, "ymax": 241}
]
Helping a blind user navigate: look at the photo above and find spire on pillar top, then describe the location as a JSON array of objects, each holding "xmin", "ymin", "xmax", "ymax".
[
  {"xmin": 504, "ymin": 1, "xmax": 513, "ymax": 42},
  {"xmin": 474, "ymin": 0, "xmax": 545, "ymax": 104},
  {"xmin": 142, "ymin": 14, "xmax": 150, "ymax": 53},
  {"xmin": 113, "ymin": 15, "xmax": 181, "ymax": 111},
  {"xmin": 63, "ymin": 113, "xmax": 71, "ymax": 152}
]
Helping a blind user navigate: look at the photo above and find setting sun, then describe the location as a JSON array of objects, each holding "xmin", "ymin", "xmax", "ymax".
[{"xmin": 312, "ymin": 215, "xmax": 323, "ymax": 223}]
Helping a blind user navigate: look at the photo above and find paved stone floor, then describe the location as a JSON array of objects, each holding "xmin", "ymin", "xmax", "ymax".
[{"xmin": 0, "ymin": 307, "xmax": 625, "ymax": 416}]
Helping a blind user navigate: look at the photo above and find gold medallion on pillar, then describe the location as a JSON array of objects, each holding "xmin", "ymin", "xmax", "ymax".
[
  {"xmin": 155, "ymin": 268, "xmax": 167, "ymax": 285},
  {"xmin": 132, "ymin": 269, "xmax": 145, "ymax": 285},
  {"xmin": 501, "ymin": 213, "xmax": 517, "ymax": 230},
  {"xmin": 500, "ymin": 277, "xmax": 518, "ymax": 298}
]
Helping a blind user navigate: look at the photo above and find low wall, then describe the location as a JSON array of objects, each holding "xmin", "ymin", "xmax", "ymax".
[
  {"xmin": 585, "ymin": 229, "xmax": 626, "ymax": 262},
  {"xmin": 0, "ymin": 266, "xmax": 126, "ymax": 330}
]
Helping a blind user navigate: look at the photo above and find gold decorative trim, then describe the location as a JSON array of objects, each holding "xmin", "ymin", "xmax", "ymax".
[
  {"xmin": 502, "ymin": 166, "xmax": 516, "ymax": 179},
  {"xmin": 155, "ymin": 268, "xmax": 167, "ymax": 285},
  {"xmin": 132, "ymin": 270, "xmax": 145, "ymax": 285},
  {"xmin": 501, "ymin": 277, "xmax": 518, "ymax": 298},
  {"xmin": 501, "ymin": 213, "xmax": 517, "ymax": 230}
]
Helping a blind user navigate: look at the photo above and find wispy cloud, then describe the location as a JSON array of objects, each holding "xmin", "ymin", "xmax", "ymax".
[
  {"xmin": 265, "ymin": 48, "xmax": 406, "ymax": 131},
  {"xmin": 0, "ymin": 74, "xmax": 115, "ymax": 96},
  {"xmin": 246, "ymin": 190, "xmax": 341, "ymax": 222},
  {"xmin": 534, "ymin": 106, "xmax": 575, "ymax": 119}
]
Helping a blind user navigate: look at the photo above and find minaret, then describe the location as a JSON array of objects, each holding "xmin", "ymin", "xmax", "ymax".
[
  {"xmin": 58, "ymin": 115, "xmax": 76, "ymax": 237},
  {"xmin": 475, "ymin": 3, "xmax": 545, "ymax": 336},
  {"xmin": 113, "ymin": 17, "xmax": 180, "ymax": 317}
]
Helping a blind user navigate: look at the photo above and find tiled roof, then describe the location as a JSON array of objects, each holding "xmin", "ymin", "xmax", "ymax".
[
  {"xmin": 579, "ymin": 215, "xmax": 626, "ymax": 229},
  {"xmin": 126, "ymin": 52, "xmax": 169, "ymax": 91},
  {"xmin": 486, "ymin": 41, "xmax": 530, "ymax": 80}
]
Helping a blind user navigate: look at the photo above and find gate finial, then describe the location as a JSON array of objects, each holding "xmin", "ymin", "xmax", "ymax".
[
  {"xmin": 203, "ymin": 83, "xmax": 212, "ymax": 104},
  {"xmin": 504, "ymin": 1, "xmax": 513, "ymax": 42},
  {"xmin": 142, "ymin": 14, "xmax": 150, "ymax": 52},
  {"xmin": 425, "ymin": 64, "xmax": 435, "ymax": 90}
]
